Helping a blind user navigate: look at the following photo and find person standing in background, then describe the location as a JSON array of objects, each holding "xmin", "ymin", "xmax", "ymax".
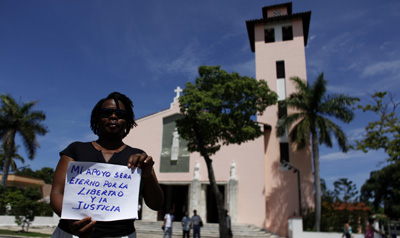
[
  {"xmin": 365, "ymin": 218, "xmax": 383, "ymax": 238},
  {"xmin": 191, "ymin": 210, "xmax": 202, "ymax": 238},
  {"xmin": 342, "ymin": 219, "xmax": 351, "ymax": 238},
  {"xmin": 181, "ymin": 212, "xmax": 191, "ymax": 238},
  {"xmin": 163, "ymin": 210, "xmax": 174, "ymax": 238},
  {"xmin": 226, "ymin": 210, "xmax": 232, "ymax": 238}
]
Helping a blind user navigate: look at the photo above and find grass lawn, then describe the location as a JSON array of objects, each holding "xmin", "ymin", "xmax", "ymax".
[{"xmin": 0, "ymin": 229, "xmax": 49, "ymax": 237}]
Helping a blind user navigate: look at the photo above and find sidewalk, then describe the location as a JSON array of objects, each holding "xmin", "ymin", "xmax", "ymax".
[
  {"xmin": 0, "ymin": 225, "xmax": 55, "ymax": 237},
  {"xmin": 0, "ymin": 221, "xmax": 279, "ymax": 238},
  {"xmin": 0, "ymin": 226, "xmax": 182, "ymax": 238}
]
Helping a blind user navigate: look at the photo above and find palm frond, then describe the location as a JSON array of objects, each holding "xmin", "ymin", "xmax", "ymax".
[
  {"xmin": 290, "ymin": 117, "xmax": 311, "ymax": 149},
  {"xmin": 277, "ymin": 112, "xmax": 305, "ymax": 137},
  {"xmin": 290, "ymin": 76, "xmax": 308, "ymax": 92},
  {"xmin": 320, "ymin": 94, "xmax": 359, "ymax": 123},
  {"xmin": 310, "ymin": 73, "xmax": 327, "ymax": 109},
  {"xmin": 279, "ymin": 73, "xmax": 354, "ymax": 153},
  {"xmin": 315, "ymin": 116, "xmax": 333, "ymax": 147}
]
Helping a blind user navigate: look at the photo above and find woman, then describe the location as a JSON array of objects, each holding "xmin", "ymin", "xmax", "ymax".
[
  {"xmin": 365, "ymin": 218, "xmax": 383, "ymax": 238},
  {"xmin": 343, "ymin": 219, "xmax": 351, "ymax": 238},
  {"xmin": 50, "ymin": 92, "xmax": 164, "ymax": 238}
]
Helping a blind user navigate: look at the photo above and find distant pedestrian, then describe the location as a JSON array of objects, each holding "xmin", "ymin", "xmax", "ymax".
[
  {"xmin": 181, "ymin": 212, "xmax": 191, "ymax": 238},
  {"xmin": 191, "ymin": 210, "xmax": 203, "ymax": 238},
  {"xmin": 226, "ymin": 210, "xmax": 232, "ymax": 238},
  {"xmin": 365, "ymin": 218, "xmax": 383, "ymax": 238},
  {"xmin": 163, "ymin": 210, "xmax": 174, "ymax": 238},
  {"xmin": 342, "ymin": 219, "xmax": 351, "ymax": 238}
]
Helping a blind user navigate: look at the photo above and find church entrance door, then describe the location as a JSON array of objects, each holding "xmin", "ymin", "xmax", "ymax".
[
  {"xmin": 159, "ymin": 184, "xmax": 189, "ymax": 221},
  {"xmin": 206, "ymin": 184, "xmax": 225, "ymax": 223}
]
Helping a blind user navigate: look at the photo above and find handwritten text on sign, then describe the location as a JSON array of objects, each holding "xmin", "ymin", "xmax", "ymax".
[{"xmin": 61, "ymin": 161, "xmax": 141, "ymax": 221}]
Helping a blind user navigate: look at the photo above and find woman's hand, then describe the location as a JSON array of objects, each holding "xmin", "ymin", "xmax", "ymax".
[
  {"xmin": 68, "ymin": 216, "xmax": 96, "ymax": 238},
  {"xmin": 127, "ymin": 153, "xmax": 154, "ymax": 177},
  {"xmin": 127, "ymin": 153, "xmax": 164, "ymax": 210}
]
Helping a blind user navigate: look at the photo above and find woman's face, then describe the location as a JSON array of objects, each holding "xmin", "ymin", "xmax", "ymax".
[{"xmin": 97, "ymin": 99, "xmax": 127, "ymax": 138}]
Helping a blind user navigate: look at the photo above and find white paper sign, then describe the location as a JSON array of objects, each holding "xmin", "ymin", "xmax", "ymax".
[{"xmin": 61, "ymin": 161, "xmax": 141, "ymax": 221}]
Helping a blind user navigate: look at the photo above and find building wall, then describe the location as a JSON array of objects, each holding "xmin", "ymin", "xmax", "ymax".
[
  {"xmin": 253, "ymin": 16, "xmax": 314, "ymax": 236},
  {"xmin": 0, "ymin": 174, "xmax": 47, "ymax": 198}
]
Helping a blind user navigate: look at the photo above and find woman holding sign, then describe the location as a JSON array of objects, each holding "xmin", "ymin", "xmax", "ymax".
[{"xmin": 50, "ymin": 92, "xmax": 164, "ymax": 238}]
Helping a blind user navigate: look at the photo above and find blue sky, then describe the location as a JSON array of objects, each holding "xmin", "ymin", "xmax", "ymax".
[{"xmin": 0, "ymin": 0, "xmax": 399, "ymax": 193}]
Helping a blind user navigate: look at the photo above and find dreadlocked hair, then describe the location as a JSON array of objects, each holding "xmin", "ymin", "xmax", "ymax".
[{"xmin": 90, "ymin": 92, "xmax": 137, "ymax": 138}]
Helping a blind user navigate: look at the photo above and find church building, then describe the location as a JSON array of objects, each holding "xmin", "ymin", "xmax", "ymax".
[{"xmin": 124, "ymin": 3, "xmax": 314, "ymax": 237}]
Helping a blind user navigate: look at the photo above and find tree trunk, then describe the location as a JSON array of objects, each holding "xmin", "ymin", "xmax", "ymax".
[
  {"xmin": 193, "ymin": 126, "xmax": 228, "ymax": 238},
  {"xmin": 1, "ymin": 130, "xmax": 16, "ymax": 213},
  {"xmin": 204, "ymin": 155, "xmax": 228, "ymax": 238},
  {"xmin": 311, "ymin": 132, "xmax": 321, "ymax": 231}
]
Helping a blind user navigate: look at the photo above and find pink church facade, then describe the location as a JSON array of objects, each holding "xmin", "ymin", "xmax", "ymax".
[{"xmin": 124, "ymin": 3, "xmax": 314, "ymax": 237}]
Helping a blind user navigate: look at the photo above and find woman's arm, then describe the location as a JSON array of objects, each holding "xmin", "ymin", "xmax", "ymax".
[
  {"xmin": 50, "ymin": 155, "xmax": 74, "ymax": 216},
  {"xmin": 141, "ymin": 168, "xmax": 164, "ymax": 210},
  {"xmin": 50, "ymin": 155, "xmax": 96, "ymax": 237}
]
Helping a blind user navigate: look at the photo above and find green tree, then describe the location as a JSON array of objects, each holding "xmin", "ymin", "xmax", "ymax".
[
  {"xmin": 353, "ymin": 91, "xmax": 400, "ymax": 162},
  {"xmin": 1, "ymin": 186, "xmax": 43, "ymax": 231},
  {"xmin": 333, "ymin": 178, "xmax": 359, "ymax": 203},
  {"xmin": 0, "ymin": 94, "xmax": 48, "ymax": 210},
  {"xmin": 176, "ymin": 65, "xmax": 277, "ymax": 238},
  {"xmin": 355, "ymin": 91, "xmax": 400, "ymax": 219},
  {"xmin": 277, "ymin": 73, "xmax": 359, "ymax": 231},
  {"xmin": 306, "ymin": 178, "xmax": 367, "ymax": 233},
  {"xmin": 0, "ymin": 146, "xmax": 25, "ymax": 172},
  {"xmin": 13, "ymin": 187, "xmax": 41, "ymax": 232},
  {"xmin": 320, "ymin": 179, "xmax": 335, "ymax": 203},
  {"xmin": 361, "ymin": 161, "xmax": 400, "ymax": 219}
]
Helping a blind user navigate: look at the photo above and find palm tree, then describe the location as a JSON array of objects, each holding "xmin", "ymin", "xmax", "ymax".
[
  {"xmin": 277, "ymin": 73, "xmax": 358, "ymax": 231},
  {"xmin": 0, "ymin": 94, "xmax": 48, "ymax": 197},
  {"xmin": 0, "ymin": 146, "xmax": 25, "ymax": 172}
]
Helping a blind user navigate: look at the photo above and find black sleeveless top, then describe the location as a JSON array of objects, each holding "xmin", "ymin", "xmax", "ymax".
[{"xmin": 58, "ymin": 142, "xmax": 144, "ymax": 237}]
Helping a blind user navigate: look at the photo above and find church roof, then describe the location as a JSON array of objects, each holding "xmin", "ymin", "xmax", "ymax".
[{"xmin": 136, "ymin": 107, "xmax": 170, "ymax": 121}]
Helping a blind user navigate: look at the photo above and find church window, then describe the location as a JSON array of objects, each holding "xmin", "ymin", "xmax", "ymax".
[
  {"xmin": 280, "ymin": 142, "xmax": 290, "ymax": 163},
  {"xmin": 276, "ymin": 61, "xmax": 285, "ymax": 78},
  {"xmin": 282, "ymin": 25, "xmax": 293, "ymax": 41},
  {"xmin": 265, "ymin": 28, "xmax": 275, "ymax": 43}
]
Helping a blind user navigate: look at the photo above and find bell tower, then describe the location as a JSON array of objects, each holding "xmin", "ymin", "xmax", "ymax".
[{"xmin": 246, "ymin": 3, "xmax": 314, "ymax": 236}]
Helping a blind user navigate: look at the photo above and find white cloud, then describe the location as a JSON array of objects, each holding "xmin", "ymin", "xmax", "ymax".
[
  {"xmin": 307, "ymin": 35, "xmax": 316, "ymax": 45},
  {"xmin": 321, "ymin": 32, "xmax": 355, "ymax": 54},
  {"xmin": 361, "ymin": 60, "xmax": 400, "ymax": 77},
  {"xmin": 320, "ymin": 150, "xmax": 381, "ymax": 162},
  {"xmin": 347, "ymin": 127, "xmax": 367, "ymax": 141},
  {"xmin": 163, "ymin": 41, "xmax": 203, "ymax": 77},
  {"xmin": 320, "ymin": 151, "xmax": 356, "ymax": 161},
  {"xmin": 326, "ymin": 84, "xmax": 366, "ymax": 96},
  {"xmin": 147, "ymin": 40, "xmax": 208, "ymax": 81}
]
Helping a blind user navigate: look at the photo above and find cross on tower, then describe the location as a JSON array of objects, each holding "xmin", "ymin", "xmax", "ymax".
[{"xmin": 174, "ymin": 86, "xmax": 183, "ymax": 98}]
